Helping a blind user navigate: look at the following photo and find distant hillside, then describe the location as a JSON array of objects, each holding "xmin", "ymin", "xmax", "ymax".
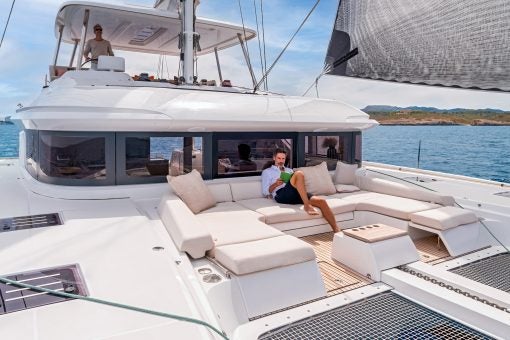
[
  {"xmin": 362, "ymin": 105, "xmax": 510, "ymax": 125},
  {"xmin": 363, "ymin": 105, "xmax": 508, "ymax": 114}
]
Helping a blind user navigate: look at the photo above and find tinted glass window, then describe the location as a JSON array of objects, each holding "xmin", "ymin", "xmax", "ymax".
[
  {"xmin": 39, "ymin": 133, "xmax": 106, "ymax": 180},
  {"xmin": 25, "ymin": 130, "xmax": 38, "ymax": 179},
  {"xmin": 216, "ymin": 138, "xmax": 292, "ymax": 176},
  {"xmin": 125, "ymin": 136, "xmax": 203, "ymax": 177},
  {"xmin": 304, "ymin": 134, "xmax": 353, "ymax": 170}
]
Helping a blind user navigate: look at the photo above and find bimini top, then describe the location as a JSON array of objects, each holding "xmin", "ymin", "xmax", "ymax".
[{"xmin": 55, "ymin": 1, "xmax": 256, "ymax": 55}]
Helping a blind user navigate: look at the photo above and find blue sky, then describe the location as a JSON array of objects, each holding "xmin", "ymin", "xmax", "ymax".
[{"xmin": 0, "ymin": 0, "xmax": 509, "ymax": 118}]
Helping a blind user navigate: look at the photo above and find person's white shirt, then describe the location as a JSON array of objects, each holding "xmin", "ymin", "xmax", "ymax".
[{"xmin": 261, "ymin": 165, "xmax": 293, "ymax": 198}]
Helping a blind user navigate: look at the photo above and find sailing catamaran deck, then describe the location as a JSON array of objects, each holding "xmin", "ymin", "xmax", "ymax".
[{"xmin": 1, "ymin": 0, "xmax": 509, "ymax": 339}]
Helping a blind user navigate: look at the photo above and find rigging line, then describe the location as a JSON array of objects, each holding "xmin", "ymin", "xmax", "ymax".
[
  {"xmin": 366, "ymin": 168, "xmax": 510, "ymax": 253},
  {"xmin": 302, "ymin": 68, "xmax": 326, "ymax": 96},
  {"xmin": 253, "ymin": 0, "xmax": 265, "ymax": 90},
  {"xmin": 237, "ymin": 0, "xmax": 252, "ymax": 66},
  {"xmin": 260, "ymin": 0, "xmax": 268, "ymax": 90},
  {"xmin": 0, "ymin": 0, "xmax": 16, "ymax": 50},
  {"xmin": 0, "ymin": 275, "xmax": 229, "ymax": 340},
  {"xmin": 253, "ymin": 0, "xmax": 321, "ymax": 92}
]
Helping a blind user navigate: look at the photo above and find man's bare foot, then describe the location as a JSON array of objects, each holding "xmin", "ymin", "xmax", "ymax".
[{"xmin": 304, "ymin": 205, "xmax": 319, "ymax": 215}]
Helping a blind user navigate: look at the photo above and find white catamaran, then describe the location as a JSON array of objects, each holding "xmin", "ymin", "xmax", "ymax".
[{"xmin": 0, "ymin": 0, "xmax": 509, "ymax": 339}]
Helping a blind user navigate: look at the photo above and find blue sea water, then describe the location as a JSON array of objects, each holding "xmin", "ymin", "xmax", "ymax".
[
  {"xmin": 363, "ymin": 126, "xmax": 510, "ymax": 184},
  {"xmin": 0, "ymin": 124, "xmax": 19, "ymax": 158},
  {"xmin": 1, "ymin": 124, "xmax": 509, "ymax": 183}
]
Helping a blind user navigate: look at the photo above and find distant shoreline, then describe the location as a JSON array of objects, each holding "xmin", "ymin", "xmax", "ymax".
[{"xmin": 378, "ymin": 119, "xmax": 510, "ymax": 126}]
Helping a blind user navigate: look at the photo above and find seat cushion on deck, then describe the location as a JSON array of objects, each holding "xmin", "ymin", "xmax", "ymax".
[
  {"xmin": 207, "ymin": 183, "xmax": 233, "ymax": 203},
  {"xmin": 237, "ymin": 197, "xmax": 356, "ymax": 225},
  {"xmin": 331, "ymin": 191, "xmax": 386, "ymax": 202},
  {"xmin": 230, "ymin": 180, "xmax": 264, "ymax": 201},
  {"xmin": 357, "ymin": 176, "xmax": 456, "ymax": 206},
  {"xmin": 409, "ymin": 206, "xmax": 478, "ymax": 230},
  {"xmin": 197, "ymin": 204, "xmax": 282, "ymax": 256},
  {"xmin": 356, "ymin": 194, "xmax": 440, "ymax": 220},
  {"xmin": 215, "ymin": 235, "xmax": 316, "ymax": 275},
  {"xmin": 335, "ymin": 184, "xmax": 360, "ymax": 193}
]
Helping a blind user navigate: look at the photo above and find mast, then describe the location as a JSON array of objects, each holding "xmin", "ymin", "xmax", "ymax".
[{"xmin": 181, "ymin": 0, "xmax": 196, "ymax": 85}]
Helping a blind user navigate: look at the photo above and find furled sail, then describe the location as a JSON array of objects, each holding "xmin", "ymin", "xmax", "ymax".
[{"xmin": 325, "ymin": 0, "xmax": 510, "ymax": 92}]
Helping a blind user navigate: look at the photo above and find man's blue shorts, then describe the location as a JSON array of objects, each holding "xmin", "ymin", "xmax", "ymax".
[{"xmin": 274, "ymin": 182, "xmax": 303, "ymax": 204}]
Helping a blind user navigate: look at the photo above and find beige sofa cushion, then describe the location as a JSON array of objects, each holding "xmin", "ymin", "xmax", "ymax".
[
  {"xmin": 294, "ymin": 162, "xmax": 336, "ymax": 195},
  {"xmin": 335, "ymin": 184, "xmax": 360, "ymax": 193},
  {"xmin": 333, "ymin": 161, "xmax": 358, "ymax": 185},
  {"xmin": 409, "ymin": 206, "xmax": 478, "ymax": 230},
  {"xmin": 168, "ymin": 170, "xmax": 216, "ymax": 213},
  {"xmin": 237, "ymin": 197, "xmax": 356, "ymax": 224},
  {"xmin": 357, "ymin": 176, "xmax": 455, "ymax": 206},
  {"xmin": 230, "ymin": 180, "xmax": 264, "ymax": 201},
  {"xmin": 332, "ymin": 191, "xmax": 387, "ymax": 203},
  {"xmin": 215, "ymin": 235, "xmax": 316, "ymax": 275},
  {"xmin": 207, "ymin": 183, "xmax": 233, "ymax": 203},
  {"xmin": 157, "ymin": 197, "xmax": 214, "ymax": 259},
  {"xmin": 356, "ymin": 194, "xmax": 440, "ymax": 220},
  {"xmin": 197, "ymin": 202, "xmax": 282, "ymax": 256}
]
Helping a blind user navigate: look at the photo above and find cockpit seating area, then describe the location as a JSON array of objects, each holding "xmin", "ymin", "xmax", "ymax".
[{"xmin": 157, "ymin": 162, "xmax": 495, "ymax": 317}]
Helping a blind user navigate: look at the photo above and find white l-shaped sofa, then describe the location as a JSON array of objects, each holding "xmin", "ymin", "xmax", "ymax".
[{"xmin": 157, "ymin": 170, "xmax": 488, "ymax": 318}]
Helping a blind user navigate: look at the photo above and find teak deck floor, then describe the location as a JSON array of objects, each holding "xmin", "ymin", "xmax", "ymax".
[
  {"xmin": 300, "ymin": 232, "xmax": 373, "ymax": 296},
  {"xmin": 300, "ymin": 233, "xmax": 452, "ymax": 296},
  {"xmin": 414, "ymin": 235, "xmax": 451, "ymax": 264}
]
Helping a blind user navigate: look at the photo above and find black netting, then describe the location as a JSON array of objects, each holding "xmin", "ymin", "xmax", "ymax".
[{"xmin": 325, "ymin": 0, "xmax": 510, "ymax": 92}]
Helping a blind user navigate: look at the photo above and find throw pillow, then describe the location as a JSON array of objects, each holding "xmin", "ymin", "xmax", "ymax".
[
  {"xmin": 333, "ymin": 161, "xmax": 359, "ymax": 185},
  {"xmin": 168, "ymin": 169, "xmax": 216, "ymax": 213},
  {"xmin": 294, "ymin": 162, "xmax": 336, "ymax": 195}
]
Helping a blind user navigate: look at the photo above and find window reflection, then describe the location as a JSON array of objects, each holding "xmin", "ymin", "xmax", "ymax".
[
  {"xmin": 305, "ymin": 135, "xmax": 352, "ymax": 170},
  {"xmin": 125, "ymin": 136, "xmax": 203, "ymax": 177},
  {"xmin": 217, "ymin": 138, "xmax": 292, "ymax": 175},
  {"xmin": 39, "ymin": 134, "xmax": 106, "ymax": 180},
  {"xmin": 25, "ymin": 130, "xmax": 38, "ymax": 178}
]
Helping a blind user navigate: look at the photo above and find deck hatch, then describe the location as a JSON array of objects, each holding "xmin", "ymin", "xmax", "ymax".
[
  {"xmin": 258, "ymin": 292, "xmax": 490, "ymax": 339},
  {"xmin": 0, "ymin": 264, "xmax": 87, "ymax": 314},
  {"xmin": 0, "ymin": 213, "xmax": 61, "ymax": 233},
  {"xmin": 449, "ymin": 253, "xmax": 510, "ymax": 292}
]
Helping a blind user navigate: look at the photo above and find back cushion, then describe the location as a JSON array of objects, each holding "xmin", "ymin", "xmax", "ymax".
[
  {"xmin": 207, "ymin": 183, "xmax": 233, "ymax": 203},
  {"xmin": 333, "ymin": 161, "xmax": 359, "ymax": 185},
  {"xmin": 230, "ymin": 181, "xmax": 264, "ymax": 201},
  {"xmin": 294, "ymin": 162, "xmax": 336, "ymax": 195},
  {"xmin": 168, "ymin": 170, "xmax": 216, "ymax": 213}
]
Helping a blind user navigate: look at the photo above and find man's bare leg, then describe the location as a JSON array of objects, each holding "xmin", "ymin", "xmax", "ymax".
[
  {"xmin": 290, "ymin": 171, "xmax": 319, "ymax": 215},
  {"xmin": 310, "ymin": 196, "xmax": 340, "ymax": 233}
]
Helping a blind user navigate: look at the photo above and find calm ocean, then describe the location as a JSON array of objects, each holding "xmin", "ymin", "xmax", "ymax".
[{"xmin": 1, "ymin": 124, "xmax": 509, "ymax": 183}]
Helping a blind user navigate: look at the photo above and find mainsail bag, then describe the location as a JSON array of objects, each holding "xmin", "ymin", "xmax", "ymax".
[{"xmin": 325, "ymin": 0, "xmax": 510, "ymax": 92}]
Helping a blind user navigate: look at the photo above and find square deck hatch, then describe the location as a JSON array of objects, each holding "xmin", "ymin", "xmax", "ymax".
[{"xmin": 0, "ymin": 264, "xmax": 88, "ymax": 314}]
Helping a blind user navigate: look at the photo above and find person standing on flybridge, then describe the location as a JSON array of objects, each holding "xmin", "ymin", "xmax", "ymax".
[
  {"xmin": 261, "ymin": 148, "xmax": 340, "ymax": 233},
  {"xmin": 83, "ymin": 24, "xmax": 114, "ymax": 70}
]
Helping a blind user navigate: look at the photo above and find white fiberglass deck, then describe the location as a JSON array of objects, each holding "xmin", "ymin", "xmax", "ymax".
[{"xmin": 0, "ymin": 159, "xmax": 215, "ymax": 339}]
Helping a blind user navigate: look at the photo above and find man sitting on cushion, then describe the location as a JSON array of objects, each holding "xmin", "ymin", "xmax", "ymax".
[{"xmin": 261, "ymin": 148, "xmax": 340, "ymax": 233}]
